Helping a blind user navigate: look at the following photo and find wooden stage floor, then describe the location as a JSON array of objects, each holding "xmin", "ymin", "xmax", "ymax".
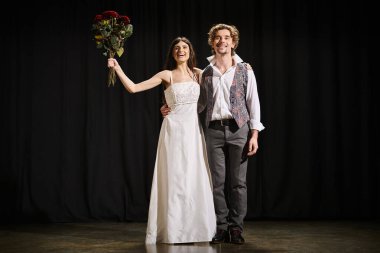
[{"xmin": 1, "ymin": 220, "xmax": 379, "ymax": 252}]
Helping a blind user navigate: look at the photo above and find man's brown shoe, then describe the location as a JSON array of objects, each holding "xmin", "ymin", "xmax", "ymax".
[
  {"xmin": 229, "ymin": 228, "xmax": 245, "ymax": 244},
  {"xmin": 211, "ymin": 229, "xmax": 230, "ymax": 244}
]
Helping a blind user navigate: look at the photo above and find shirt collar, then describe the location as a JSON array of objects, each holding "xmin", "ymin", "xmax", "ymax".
[{"xmin": 207, "ymin": 54, "xmax": 244, "ymax": 66}]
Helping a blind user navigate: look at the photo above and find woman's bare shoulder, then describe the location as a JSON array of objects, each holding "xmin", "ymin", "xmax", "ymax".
[
  {"xmin": 155, "ymin": 70, "xmax": 171, "ymax": 87},
  {"xmin": 157, "ymin": 69, "xmax": 171, "ymax": 76},
  {"xmin": 193, "ymin": 67, "xmax": 203, "ymax": 75}
]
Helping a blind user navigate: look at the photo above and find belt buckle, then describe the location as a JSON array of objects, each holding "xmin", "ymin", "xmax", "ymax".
[{"xmin": 220, "ymin": 120, "xmax": 225, "ymax": 126}]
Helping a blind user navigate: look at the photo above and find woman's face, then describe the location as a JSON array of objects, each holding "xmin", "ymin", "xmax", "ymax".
[{"xmin": 172, "ymin": 41, "xmax": 190, "ymax": 64}]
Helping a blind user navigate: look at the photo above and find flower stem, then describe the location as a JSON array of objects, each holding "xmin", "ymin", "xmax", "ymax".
[{"xmin": 108, "ymin": 51, "xmax": 116, "ymax": 87}]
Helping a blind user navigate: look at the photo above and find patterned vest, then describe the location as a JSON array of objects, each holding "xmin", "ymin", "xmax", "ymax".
[{"xmin": 199, "ymin": 62, "xmax": 250, "ymax": 129}]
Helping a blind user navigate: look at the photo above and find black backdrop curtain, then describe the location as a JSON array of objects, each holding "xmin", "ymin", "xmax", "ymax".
[{"xmin": 1, "ymin": 0, "xmax": 378, "ymax": 223}]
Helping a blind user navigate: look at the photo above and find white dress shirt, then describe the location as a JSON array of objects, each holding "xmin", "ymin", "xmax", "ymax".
[{"xmin": 206, "ymin": 54, "xmax": 265, "ymax": 131}]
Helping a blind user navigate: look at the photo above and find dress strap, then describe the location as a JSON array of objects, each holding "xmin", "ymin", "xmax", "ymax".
[
  {"xmin": 169, "ymin": 71, "xmax": 173, "ymax": 85},
  {"xmin": 191, "ymin": 70, "xmax": 198, "ymax": 83}
]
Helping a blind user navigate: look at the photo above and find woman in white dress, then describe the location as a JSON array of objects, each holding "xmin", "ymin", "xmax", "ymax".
[{"xmin": 107, "ymin": 37, "xmax": 216, "ymax": 244}]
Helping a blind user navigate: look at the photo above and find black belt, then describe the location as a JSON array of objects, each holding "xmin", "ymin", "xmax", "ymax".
[{"xmin": 209, "ymin": 119, "xmax": 236, "ymax": 127}]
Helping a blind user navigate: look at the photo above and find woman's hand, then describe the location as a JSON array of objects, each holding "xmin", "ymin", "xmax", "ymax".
[{"xmin": 108, "ymin": 58, "xmax": 121, "ymax": 71}]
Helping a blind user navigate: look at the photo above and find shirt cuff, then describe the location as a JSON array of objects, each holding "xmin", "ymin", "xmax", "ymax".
[{"xmin": 249, "ymin": 120, "xmax": 265, "ymax": 131}]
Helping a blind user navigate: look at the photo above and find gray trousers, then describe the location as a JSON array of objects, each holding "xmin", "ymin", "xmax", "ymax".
[{"xmin": 205, "ymin": 122, "xmax": 249, "ymax": 232}]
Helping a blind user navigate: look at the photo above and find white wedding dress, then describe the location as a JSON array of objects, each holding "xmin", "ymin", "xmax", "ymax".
[{"xmin": 145, "ymin": 77, "xmax": 216, "ymax": 244}]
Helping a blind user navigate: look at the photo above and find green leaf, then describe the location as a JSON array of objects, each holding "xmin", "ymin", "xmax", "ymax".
[
  {"xmin": 116, "ymin": 47, "xmax": 124, "ymax": 57},
  {"xmin": 126, "ymin": 24, "xmax": 133, "ymax": 34},
  {"xmin": 110, "ymin": 36, "xmax": 118, "ymax": 45}
]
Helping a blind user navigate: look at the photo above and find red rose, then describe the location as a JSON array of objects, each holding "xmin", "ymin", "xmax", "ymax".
[
  {"xmin": 93, "ymin": 14, "xmax": 103, "ymax": 23},
  {"xmin": 119, "ymin": 16, "xmax": 130, "ymax": 25},
  {"xmin": 102, "ymin": 10, "xmax": 119, "ymax": 18}
]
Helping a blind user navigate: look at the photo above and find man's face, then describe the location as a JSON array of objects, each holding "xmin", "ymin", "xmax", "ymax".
[{"xmin": 212, "ymin": 29, "xmax": 235, "ymax": 56}]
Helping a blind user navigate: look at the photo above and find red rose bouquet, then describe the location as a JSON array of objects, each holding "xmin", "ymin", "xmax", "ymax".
[{"xmin": 92, "ymin": 10, "xmax": 133, "ymax": 86}]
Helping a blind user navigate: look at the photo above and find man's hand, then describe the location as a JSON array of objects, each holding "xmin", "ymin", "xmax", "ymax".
[
  {"xmin": 247, "ymin": 129, "xmax": 259, "ymax": 156},
  {"xmin": 160, "ymin": 104, "xmax": 171, "ymax": 117}
]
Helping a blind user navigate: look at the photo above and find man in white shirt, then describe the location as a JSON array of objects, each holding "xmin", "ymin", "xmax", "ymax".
[
  {"xmin": 198, "ymin": 23, "xmax": 264, "ymax": 245},
  {"xmin": 161, "ymin": 24, "xmax": 264, "ymax": 244}
]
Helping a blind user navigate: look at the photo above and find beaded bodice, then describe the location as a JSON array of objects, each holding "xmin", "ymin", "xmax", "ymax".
[{"xmin": 164, "ymin": 82, "xmax": 200, "ymax": 108}]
